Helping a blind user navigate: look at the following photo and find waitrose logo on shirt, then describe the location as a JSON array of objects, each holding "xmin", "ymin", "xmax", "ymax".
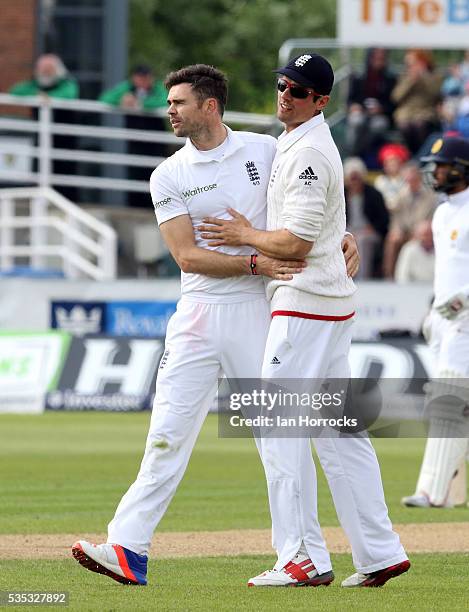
[
  {"xmin": 154, "ymin": 196, "xmax": 172, "ymax": 209},
  {"xmin": 183, "ymin": 183, "xmax": 217, "ymax": 198}
]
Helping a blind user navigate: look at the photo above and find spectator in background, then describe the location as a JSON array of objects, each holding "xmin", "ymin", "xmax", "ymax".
[
  {"xmin": 9, "ymin": 53, "xmax": 78, "ymax": 99},
  {"xmin": 391, "ymin": 49, "xmax": 442, "ymax": 155},
  {"xmin": 346, "ymin": 48, "xmax": 396, "ymax": 166},
  {"xmin": 9, "ymin": 54, "xmax": 79, "ymax": 200},
  {"xmin": 439, "ymin": 51, "xmax": 469, "ymax": 139},
  {"xmin": 454, "ymin": 81, "xmax": 469, "ymax": 138},
  {"xmin": 383, "ymin": 161, "xmax": 437, "ymax": 278},
  {"xmin": 460, "ymin": 49, "xmax": 469, "ymax": 85},
  {"xmin": 441, "ymin": 50, "xmax": 469, "ymax": 98},
  {"xmin": 394, "ymin": 219, "xmax": 435, "ymax": 283},
  {"xmin": 426, "ymin": 99, "xmax": 469, "ymax": 144},
  {"xmin": 374, "ymin": 142, "xmax": 409, "ymax": 210},
  {"xmin": 344, "ymin": 157, "xmax": 389, "ymax": 279},
  {"xmin": 99, "ymin": 64, "xmax": 167, "ymax": 111},
  {"xmin": 99, "ymin": 64, "xmax": 168, "ymax": 207}
]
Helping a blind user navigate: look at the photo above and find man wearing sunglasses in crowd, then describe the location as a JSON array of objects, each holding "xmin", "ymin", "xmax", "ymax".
[
  {"xmin": 199, "ymin": 54, "xmax": 409, "ymax": 588},
  {"xmin": 71, "ymin": 62, "xmax": 359, "ymax": 587}
]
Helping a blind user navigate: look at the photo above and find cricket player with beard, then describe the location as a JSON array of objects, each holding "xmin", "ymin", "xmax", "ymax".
[
  {"xmin": 71, "ymin": 64, "xmax": 358, "ymax": 586},
  {"xmin": 402, "ymin": 136, "xmax": 469, "ymax": 509},
  {"xmin": 200, "ymin": 54, "xmax": 410, "ymax": 588}
]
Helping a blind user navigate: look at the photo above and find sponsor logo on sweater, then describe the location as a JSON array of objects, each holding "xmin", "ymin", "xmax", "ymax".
[
  {"xmin": 154, "ymin": 196, "xmax": 172, "ymax": 209},
  {"xmin": 182, "ymin": 183, "xmax": 218, "ymax": 198},
  {"xmin": 299, "ymin": 166, "xmax": 318, "ymax": 182}
]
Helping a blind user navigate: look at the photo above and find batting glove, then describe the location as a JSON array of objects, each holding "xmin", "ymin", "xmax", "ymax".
[{"xmin": 434, "ymin": 292, "xmax": 469, "ymax": 320}]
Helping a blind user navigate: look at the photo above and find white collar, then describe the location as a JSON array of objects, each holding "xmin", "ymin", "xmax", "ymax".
[
  {"xmin": 277, "ymin": 113, "xmax": 325, "ymax": 152},
  {"xmin": 448, "ymin": 185, "xmax": 469, "ymax": 206},
  {"xmin": 183, "ymin": 125, "xmax": 244, "ymax": 164}
]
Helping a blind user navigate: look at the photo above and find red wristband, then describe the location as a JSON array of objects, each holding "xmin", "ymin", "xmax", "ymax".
[{"xmin": 250, "ymin": 254, "xmax": 258, "ymax": 275}]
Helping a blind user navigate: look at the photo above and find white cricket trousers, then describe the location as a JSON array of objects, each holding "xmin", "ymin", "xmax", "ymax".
[
  {"xmin": 260, "ymin": 315, "xmax": 408, "ymax": 575},
  {"xmin": 107, "ymin": 296, "xmax": 271, "ymax": 555}
]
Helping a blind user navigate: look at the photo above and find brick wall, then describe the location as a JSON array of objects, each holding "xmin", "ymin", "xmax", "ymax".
[{"xmin": 0, "ymin": 0, "xmax": 37, "ymax": 93}]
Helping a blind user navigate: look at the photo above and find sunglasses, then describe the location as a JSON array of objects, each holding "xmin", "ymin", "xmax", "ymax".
[{"xmin": 277, "ymin": 78, "xmax": 319, "ymax": 100}]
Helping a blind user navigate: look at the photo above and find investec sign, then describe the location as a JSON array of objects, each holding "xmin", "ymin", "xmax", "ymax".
[{"xmin": 338, "ymin": 0, "xmax": 469, "ymax": 48}]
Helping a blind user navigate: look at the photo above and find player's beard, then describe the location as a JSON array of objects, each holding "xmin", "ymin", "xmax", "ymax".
[{"xmin": 180, "ymin": 121, "xmax": 211, "ymax": 143}]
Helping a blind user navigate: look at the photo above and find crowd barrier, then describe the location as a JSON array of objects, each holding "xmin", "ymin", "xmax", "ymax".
[{"xmin": 0, "ymin": 278, "xmax": 435, "ymax": 414}]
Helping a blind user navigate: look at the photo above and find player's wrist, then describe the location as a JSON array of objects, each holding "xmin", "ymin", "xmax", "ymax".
[
  {"xmin": 243, "ymin": 255, "xmax": 255, "ymax": 276},
  {"xmin": 252, "ymin": 253, "xmax": 269, "ymax": 276},
  {"xmin": 242, "ymin": 226, "xmax": 257, "ymax": 247}
]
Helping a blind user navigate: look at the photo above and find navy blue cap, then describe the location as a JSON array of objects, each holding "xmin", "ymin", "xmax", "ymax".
[{"xmin": 274, "ymin": 53, "xmax": 334, "ymax": 95}]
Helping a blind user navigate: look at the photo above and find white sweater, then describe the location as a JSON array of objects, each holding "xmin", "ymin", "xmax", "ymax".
[{"xmin": 265, "ymin": 113, "xmax": 356, "ymax": 317}]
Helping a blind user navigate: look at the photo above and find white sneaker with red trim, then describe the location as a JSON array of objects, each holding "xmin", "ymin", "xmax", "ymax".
[
  {"xmin": 341, "ymin": 560, "xmax": 410, "ymax": 587},
  {"xmin": 248, "ymin": 553, "xmax": 334, "ymax": 587},
  {"xmin": 72, "ymin": 541, "xmax": 147, "ymax": 585}
]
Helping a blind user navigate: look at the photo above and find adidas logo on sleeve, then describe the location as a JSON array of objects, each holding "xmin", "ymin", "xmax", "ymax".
[{"xmin": 299, "ymin": 166, "xmax": 318, "ymax": 180}]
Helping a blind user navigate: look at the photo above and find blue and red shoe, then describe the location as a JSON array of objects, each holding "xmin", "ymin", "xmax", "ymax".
[{"xmin": 72, "ymin": 541, "xmax": 147, "ymax": 585}]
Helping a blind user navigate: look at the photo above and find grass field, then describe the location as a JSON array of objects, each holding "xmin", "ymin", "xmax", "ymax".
[
  {"xmin": 1, "ymin": 412, "xmax": 468, "ymax": 610},
  {"xmin": 2, "ymin": 554, "xmax": 468, "ymax": 611}
]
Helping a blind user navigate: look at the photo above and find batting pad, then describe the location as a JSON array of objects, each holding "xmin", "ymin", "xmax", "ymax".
[{"xmin": 417, "ymin": 432, "xmax": 469, "ymax": 506}]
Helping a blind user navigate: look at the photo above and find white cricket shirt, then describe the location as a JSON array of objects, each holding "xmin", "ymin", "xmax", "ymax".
[
  {"xmin": 432, "ymin": 186, "xmax": 469, "ymax": 303},
  {"xmin": 150, "ymin": 127, "xmax": 276, "ymax": 302},
  {"xmin": 265, "ymin": 113, "xmax": 356, "ymax": 318}
]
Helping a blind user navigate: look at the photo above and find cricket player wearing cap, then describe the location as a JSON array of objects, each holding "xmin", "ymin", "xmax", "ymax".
[
  {"xmin": 71, "ymin": 64, "xmax": 359, "ymax": 586},
  {"xmin": 402, "ymin": 136, "xmax": 469, "ymax": 509},
  {"xmin": 200, "ymin": 53, "xmax": 410, "ymax": 588}
]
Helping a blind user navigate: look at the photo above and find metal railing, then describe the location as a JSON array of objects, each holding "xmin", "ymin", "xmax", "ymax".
[
  {"xmin": 0, "ymin": 94, "xmax": 279, "ymax": 198},
  {"xmin": 0, "ymin": 186, "xmax": 117, "ymax": 279}
]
